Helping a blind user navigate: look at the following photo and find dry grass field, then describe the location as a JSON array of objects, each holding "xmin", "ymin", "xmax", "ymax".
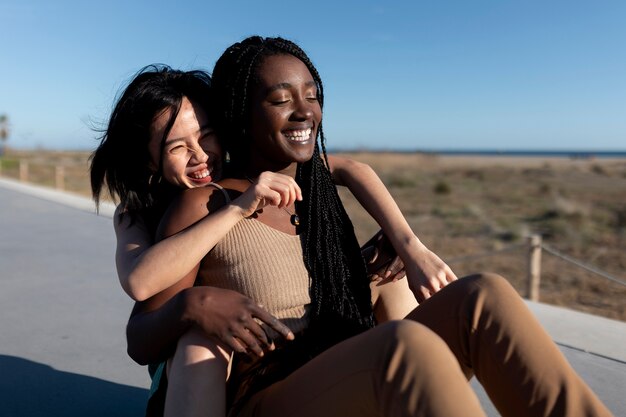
[{"xmin": 2, "ymin": 149, "xmax": 625, "ymax": 321}]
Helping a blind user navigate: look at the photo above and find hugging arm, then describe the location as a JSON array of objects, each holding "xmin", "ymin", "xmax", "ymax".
[
  {"xmin": 125, "ymin": 188, "xmax": 216, "ymax": 365},
  {"xmin": 328, "ymin": 155, "xmax": 457, "ymax": 302},
  {"xmin": 126, "ymin": 183, "xmax": 296, "ymax": 365},
  {"xmin": 115, "ymin": 204, "xmax": 249, "ymax": 302},
  {"xmin": 115, "ymin": 173, "xmax": 303, "ymax": 303}
]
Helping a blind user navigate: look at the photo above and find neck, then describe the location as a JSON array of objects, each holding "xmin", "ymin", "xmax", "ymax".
[{"xmin": 246, "ymin": 161, "xmax": 298, "ymax": 179}]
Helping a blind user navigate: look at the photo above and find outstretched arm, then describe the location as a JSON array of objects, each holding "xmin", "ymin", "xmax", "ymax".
[{"xmin": 328, "ymin": 155, "xmax": 457, "ymax": 302}]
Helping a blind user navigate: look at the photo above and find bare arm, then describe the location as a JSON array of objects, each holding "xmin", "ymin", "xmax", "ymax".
[
  {"xmin": 125, "ymin": 186, "xmax": 224, "ymax": 364},
  {"xmin": 126, "ymin": 176, "xmax": 297, "ymax": 365},
  {"xmin": 328, "ymin": 155, "xmax": 457, "ymax": 301},
  {"xmin": 116, "ymin": 201, "xmax": 262, "ymax": 302},
  {"xmin": 116, "ymin": 174, "xmax": 303, "ymax": 302}
]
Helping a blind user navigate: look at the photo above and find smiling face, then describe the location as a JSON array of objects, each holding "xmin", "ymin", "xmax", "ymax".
[
  {"xmin": 247, "ymin": 54, "xmax": 322, "ymax": 175},
  {"xmin": 148, "ymin": 97, "xmax": 222, "ymax": 188}
]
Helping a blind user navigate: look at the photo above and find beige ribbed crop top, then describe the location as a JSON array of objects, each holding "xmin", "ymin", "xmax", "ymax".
[{"xmin": 196, "ymin": 184, "xmax": 312, "ymax": 335}]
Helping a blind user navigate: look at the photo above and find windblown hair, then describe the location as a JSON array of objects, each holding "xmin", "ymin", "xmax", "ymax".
[
  {"xmin": 89, "ymin": 65, "xmax": 212, "ymax": 224},
  {"xmin": 211, "ymin": 36, "xmax": 374, "ymax": 341}
]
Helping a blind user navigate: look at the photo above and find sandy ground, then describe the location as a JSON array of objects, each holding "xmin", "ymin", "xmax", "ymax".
[{"xmin": 335, "ymin": 152, "xmax": 626, "ymax": 322}]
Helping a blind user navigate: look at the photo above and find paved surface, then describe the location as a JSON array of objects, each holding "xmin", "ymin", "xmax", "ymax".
[{"xmin": 1, "ymin": 177, "xmax": 625, "ymax": 416}]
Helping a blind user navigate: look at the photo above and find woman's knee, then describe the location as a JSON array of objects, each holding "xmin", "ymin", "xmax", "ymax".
[
  {"xmin": 460, "ymin": 272, "xmax": 518, "ymax": 299},
  {"xmin": 454, "ymin": 272, "xmax": 529, "ymax": 333},
  {"xmin": 175, "ymin": 327, "xmax": 231, "ymax": 364}
]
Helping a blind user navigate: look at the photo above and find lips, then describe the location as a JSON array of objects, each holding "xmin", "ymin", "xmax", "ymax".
[
  {"xmin": 187, "ymin": 167, "xmax": 213, "ymax": 184},
  {"xmin": 283, "ymin": 128, "xmax": 312, "ymax": 142}
]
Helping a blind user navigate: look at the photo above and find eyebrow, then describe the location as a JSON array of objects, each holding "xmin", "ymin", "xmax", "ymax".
[
  {"xmin": 266, "ymin": 80, "xmax": 317, "ymax": 94},
  {"xmin": 164, "ymin": 125, "xmax": 214, "ymax": 146}
]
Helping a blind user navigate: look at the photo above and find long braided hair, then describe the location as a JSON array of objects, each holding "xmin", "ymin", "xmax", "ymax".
[{"xmin": 211, "ymin": 36, "xmax": 375, "ymax": 342}]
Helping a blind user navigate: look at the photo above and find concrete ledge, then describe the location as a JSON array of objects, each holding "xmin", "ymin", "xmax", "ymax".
[
  {"xmin": 0, "ymin": 177, "xmax": 115, "ymax": 218},
  {"xmin": 526, "ymin": 300, "xmax": 626, "ymax": 363}
]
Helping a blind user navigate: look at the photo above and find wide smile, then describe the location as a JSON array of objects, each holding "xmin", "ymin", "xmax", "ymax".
[
  {"xmin": 187, "ymin": 167, "xmax": 213, "ymax": 184},
  {"xmin": 283, "ymin": 128, "xmax": 313, "ymax": 143}
]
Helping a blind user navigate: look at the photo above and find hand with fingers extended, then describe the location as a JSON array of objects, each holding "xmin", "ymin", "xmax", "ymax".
[
  {"xmin": 232, "ymin": 171, "xmax": 302, "ymax": 219},
  {"xmin": 183, "ymin": 286, "xmax": 295, "ymax": 358},
  {"xmin": 402, "ymin": 240, "xmax": 457, "ymax": 303}
]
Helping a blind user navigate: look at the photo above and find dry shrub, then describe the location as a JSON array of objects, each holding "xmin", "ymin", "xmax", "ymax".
[{"xmin": 433, "ymin": 180, "xmax": 451, "ymax": 195}]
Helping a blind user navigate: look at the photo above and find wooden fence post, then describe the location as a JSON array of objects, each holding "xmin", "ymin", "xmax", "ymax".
[
  {"xmin": 526, "ymin": 234, "xmax": 542, "ymax": 301},
  {"xmin": 19, "ymin": 160, "xmax": 28, "ymax": 182},
  {"xmin": 55, "ymin": 166, "xmax": 65, "ymax": 190}
]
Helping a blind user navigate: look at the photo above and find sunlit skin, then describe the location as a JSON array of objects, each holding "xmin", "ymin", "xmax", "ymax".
[
  {"xmin": 148, "ymin": 97, "xmax": 222, "ymax": 189},
  {"xmin": 247, "ymin": 54, "xmax": 322, "ymax": 177}
]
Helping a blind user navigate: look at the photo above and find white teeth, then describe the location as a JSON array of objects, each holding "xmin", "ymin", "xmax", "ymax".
[
  {"xmin": 190, "ymin": 169, "xmax": 210, "ymax": 179},
  {"xmin": 284, "ymin": 128, "xmax": 312, "ymax": 141}
]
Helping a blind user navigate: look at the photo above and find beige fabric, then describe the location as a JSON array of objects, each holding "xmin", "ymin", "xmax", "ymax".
[{"xmin": 197, "ymin": 218, "xmax": 311, "ymax": 335}]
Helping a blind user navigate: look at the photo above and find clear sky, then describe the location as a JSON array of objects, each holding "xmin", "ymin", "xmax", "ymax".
[{"xmin": 1, "ymin": 0, "xmax": 625, "ymax": 151}]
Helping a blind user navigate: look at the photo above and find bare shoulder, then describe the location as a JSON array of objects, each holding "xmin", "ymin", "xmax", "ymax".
[
  {"xmin": 113, "ymin": 205, "xmax": 126, "ymax": 230},
  {"xmin": 217, "ymin": 177, "xmax": 248, "ymax": 193},
  {"xmin": 157, "ymin": 185, "xmax": 227, "ymax": 239},
  {"xmin": 113, "ymin": 205, "xmax": 147, "ymax": 236}
]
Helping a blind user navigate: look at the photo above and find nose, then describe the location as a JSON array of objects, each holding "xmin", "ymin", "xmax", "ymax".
[
  {"xmin": 291, "ymin": 97, "xmax": 314, "ymax": 120},
  {"xmin": 189, "ymin": 143, "xmax": 209, "ymax": 164}
]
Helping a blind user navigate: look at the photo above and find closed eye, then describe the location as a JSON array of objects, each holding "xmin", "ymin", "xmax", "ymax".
[
  {"xmin": 168, "ymin": 144, "xmax": 188, "ymax": 154},
  {"xmin": 270, "ymin": 99, "xmax": 290, "ymax": 105}
]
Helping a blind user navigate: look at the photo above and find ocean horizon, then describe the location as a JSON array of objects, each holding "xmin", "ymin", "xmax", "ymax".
[
  {"xmin": 329, "ymin": 149, "xmax": 626, "ymax": 159},
  {"xmin": 2, "ymin": 146, "xmax": 626, "ymax": 159}
]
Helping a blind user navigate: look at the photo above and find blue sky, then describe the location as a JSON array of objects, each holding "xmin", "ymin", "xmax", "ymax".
[{"xmin": 1, "ymin": 0, "xmax": 625, "ymax": 151}]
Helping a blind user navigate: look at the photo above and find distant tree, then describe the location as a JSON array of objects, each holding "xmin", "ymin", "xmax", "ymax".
[
  {"xmin": 0, "ymin": 114, "xmax": 8, "ymax": 156},
  {"xmin": 0, "ymin": 114, "xmax": 8, "ymax": 141}
]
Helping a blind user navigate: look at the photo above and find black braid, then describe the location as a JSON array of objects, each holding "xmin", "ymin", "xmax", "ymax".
[{"xmin": 212, "ymin": 36, "xmax": 374, "ymax": 343}]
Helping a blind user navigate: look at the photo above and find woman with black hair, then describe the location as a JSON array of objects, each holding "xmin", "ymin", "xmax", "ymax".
[
  {"xmin": 128, "ymin": 37, "xmax": 612, "ymax": 417},
  {"xmin": 90, "ymin": 65, "xmax": 308, "ymax": 416}
]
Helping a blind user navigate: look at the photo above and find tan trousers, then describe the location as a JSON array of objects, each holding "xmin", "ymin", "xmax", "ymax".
[{"xmin": 236, "ymin": 273, "xmax": 612, "ymax": 417}]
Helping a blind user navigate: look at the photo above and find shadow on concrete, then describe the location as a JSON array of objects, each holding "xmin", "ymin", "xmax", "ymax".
[{"xmin": 0, "ymin": 355, "xmax": 148, "ymax": 417}]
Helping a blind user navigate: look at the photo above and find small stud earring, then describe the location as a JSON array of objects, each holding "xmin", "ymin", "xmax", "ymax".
[{"xmin": 224, "ymin": 151, "xmax": 231, "ymax": 164}]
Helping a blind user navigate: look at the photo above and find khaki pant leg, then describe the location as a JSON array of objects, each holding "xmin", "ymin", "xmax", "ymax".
[
  {"xmin": 406, "ymin": 273, "xmax": 613, "ymax": 417},
  {"xmin": 237, "ymin": 320, "xmax": 486, "ymax": 417}
]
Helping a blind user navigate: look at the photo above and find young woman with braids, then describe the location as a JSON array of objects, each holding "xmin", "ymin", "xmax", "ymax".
[
  {"xmin": 127, "ymin": 37, "xmax": 612, "ymax": 417},
  {"xmin": 91, "ymin": 64, "xmax": 424, "ymax": 415}
]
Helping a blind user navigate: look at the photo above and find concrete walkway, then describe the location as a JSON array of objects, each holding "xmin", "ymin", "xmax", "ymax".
[{"xmin": 1, "ymin": 177, "xmax": 625, "ymax": 416}]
